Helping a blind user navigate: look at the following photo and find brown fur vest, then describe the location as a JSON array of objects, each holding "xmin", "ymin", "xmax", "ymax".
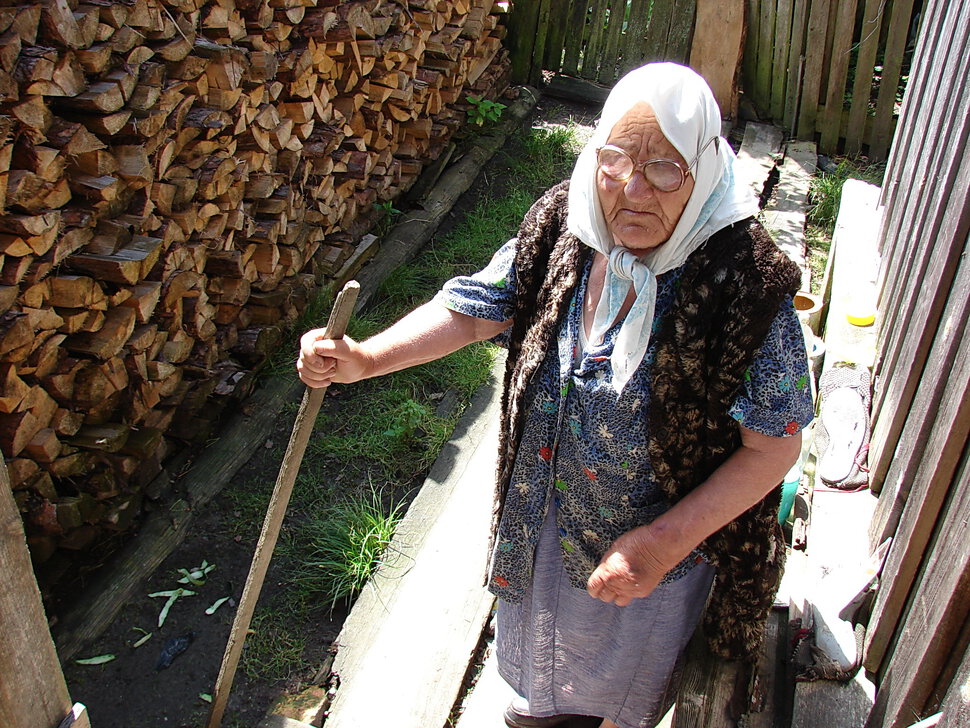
[{"xmin": 493, "ymin": 181, "xmax": 801, "ymax": 661}]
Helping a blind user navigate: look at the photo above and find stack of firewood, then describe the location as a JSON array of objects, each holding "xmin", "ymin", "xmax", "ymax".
[{"xmin": 0, "ymin": 0, "xmax": 510, "ymax": 574}]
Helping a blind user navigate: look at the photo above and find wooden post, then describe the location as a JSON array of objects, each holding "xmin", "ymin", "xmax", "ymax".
[
  {"xmin": 507, "ymin": 0, "xmax": 542, "ymax": 84},
  {"xmin": 689, "ymin": 0, "xmax": 746, "ymax": 121},
  {"xmin": 0, "ymin": 459, "xmax": 81, "ymax": 728}
]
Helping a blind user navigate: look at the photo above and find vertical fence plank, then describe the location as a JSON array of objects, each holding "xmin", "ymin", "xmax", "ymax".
[
  {"xmin": 869, "ymin": 0, "xmax": 918, "ymax": 159},
  {"xmin": 818, "ymin": 0, "xmax": 859, "ymax": 152},
  {"xmin": 844, "ymin": 0, "xmax": 885, "ymax": 154},
  {"xmin": 666, "ymin": 0, "xmax": 697, "ymax": 62},
  {"xmin": 642, "ymin": 0, "xmax": 674, "ymax": 63},
  {"xmin": 771, "ymin": 0, "xmax": 793, "ymax": 122},
  {"xmin": 621, "ymin": 0, "xmax": 652, "ymax": 73},
  {"xmin": 584, "ymin": 0, "xmax": 612, "ymax": 78},
  {"xmin": 755, "ymin": 0, "xmax": 776, "ymax": 113},
  {"xmin": 865, "ymin": 224, "xmax": 970, "ymax": 677},
  {"xmin": 0, "ymin": 461, "xmax": 75, "ymax": 728},
  {"xmin": 797, "ymin": 0, "xmax": 831, "ymax": 137},
  {"xmin": 598, "ymin": 0, "xmax": 629, "ymax": 83},
  {"xmin": 690, "ymin": 0, "xmax": 746, "ymax": 120},
  {"xmin": 542, "ymin": 0, "xmax": 574, "ymax": 74},
  {"xmin": 784, "ymin": 0, "xmax": 810, "ymax": 131},
  {"xmin": 562, "ymin": 0, "xmax": 590, "ymax": 75},
  {"xmin": 743, "ymin": 0, "xmax": 761, "ymax": 102},
  {"xmin": 531, "ymin": 0, "xmax": 554, "ymax": 85},
  {"xmin": 864, "ymin": 432, "xmax": 970, "ymax": 728},
  {"xmin": 508, "ymin": 0, "xmax": 542, "ymax": 83},
  {"xmin": 869, "ymin": 4, "xmax": 970, "ymax": 461}
]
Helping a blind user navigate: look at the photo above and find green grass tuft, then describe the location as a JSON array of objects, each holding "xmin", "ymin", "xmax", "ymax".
[{"xmin": 292, "ymin": 487, "xmax": 403, "ymax": 610}]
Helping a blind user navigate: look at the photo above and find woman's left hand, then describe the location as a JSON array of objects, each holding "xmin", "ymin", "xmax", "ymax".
[{"xmin": 586, "ymin": 525, "xmax": 675, "ymax": 606}]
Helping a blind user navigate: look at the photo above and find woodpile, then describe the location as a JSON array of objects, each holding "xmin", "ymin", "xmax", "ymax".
[{"xmin": 0, "ymin": 0, "xmax": 510, "ymax": 584}]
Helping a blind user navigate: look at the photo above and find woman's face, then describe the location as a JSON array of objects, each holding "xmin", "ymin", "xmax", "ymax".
[{"xmin": 596, "ymin": 102, "xmax": 695, "ymax": 252}]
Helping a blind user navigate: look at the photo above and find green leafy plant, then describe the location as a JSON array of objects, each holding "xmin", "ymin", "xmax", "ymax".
[
  {"xmin": 466, "ymin": 95, "xmax": 507, "ymax": 126},
  {"xmin": 374, "ymin": 199, "xmax": 402, "ymax": 238},
  {"xmin": 295, "ymin": 487, "xmax": 403, "ymax": 609}
]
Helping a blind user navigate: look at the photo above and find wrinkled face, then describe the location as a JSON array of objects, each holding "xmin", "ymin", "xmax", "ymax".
[{"xmin": 596, "ymin": 102, "xmax": 694, "ymax": 252}]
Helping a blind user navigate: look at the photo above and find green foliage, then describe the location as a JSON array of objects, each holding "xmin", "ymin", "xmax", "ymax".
[
  {"xmin": 293, "ymin": 487, "xmax": 403, "ymax": 609},
  {"xmin": 805, "ymin": 156, "xmax": 885, "ymax": 295},
  {"xmin": 374, "ymin": 199, "xmax": 402, "ymax": 238},
  {"xmin": 465, "ymin": 95, "xmax": 507, "ymax": 126},
  {"xmin": 808, "ymin": 158, "xmax": 885, "ymax": 233},
  {"xmin": 240, "ymin": 604, "xmax": 309, "ymax": 680}
]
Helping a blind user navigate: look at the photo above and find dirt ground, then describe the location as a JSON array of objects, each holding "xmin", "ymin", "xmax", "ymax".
[{"xmin": 58, "ymin": 94, "xmax": 598, "ymax": 728}]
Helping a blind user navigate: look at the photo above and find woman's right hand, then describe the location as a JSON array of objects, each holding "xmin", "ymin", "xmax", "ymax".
[{"xmin": 297, "ymin": 328, "xmax": 371, "ymax": 388}]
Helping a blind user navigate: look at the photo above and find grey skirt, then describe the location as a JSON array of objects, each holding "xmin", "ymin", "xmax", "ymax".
[{"xmin": 496, "ymin": 504, "xmax": 715, "ymax": 728}]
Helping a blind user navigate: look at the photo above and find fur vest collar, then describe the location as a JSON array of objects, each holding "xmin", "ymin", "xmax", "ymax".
[{"xmin": 494, "ymin": 181, "xmax": 801, "ymax": 661}]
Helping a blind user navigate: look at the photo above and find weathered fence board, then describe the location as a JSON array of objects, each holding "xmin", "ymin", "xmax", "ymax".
[
  {"xmin": 864, "ymin": 441, "xmax": 970, "ymax": 728},
  {"xmin": 818, "ymin": 0, "xmax": 858, "ymax": 151},
  {"xmin": 844, "ymin": 0, "xmax": 886, "ymax": 154},
  {"xmin": 868, "ymin": 8, "xmax": 970, "ymax": 493},
  {"xmin": 0, "ymin": 461, "xmax": 74, "ymax": 728},
  {"xmin": 742, "ymin": 0, "xmax": 921, "ymax": 157},
  {"xmin": 510, "ymin": 0, "xmax": 697, "ymax": 87}
]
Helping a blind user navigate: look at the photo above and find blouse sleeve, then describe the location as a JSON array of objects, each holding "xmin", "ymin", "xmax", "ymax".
[
  {"xmin": 433, "ymin": 238, "xmax": 517, "ymax": 323},
  {"xmin": 728, "ymin": 297, "xmax": 815, "ymax": 437}
]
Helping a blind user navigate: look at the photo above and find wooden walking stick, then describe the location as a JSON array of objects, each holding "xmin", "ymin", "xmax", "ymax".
[{"xmin": 206, "ymin": 280, "xmax": 360, "ymax": 728}]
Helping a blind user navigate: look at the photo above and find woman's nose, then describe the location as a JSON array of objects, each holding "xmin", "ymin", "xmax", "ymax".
[{"xmin": 623, "ymin": 170, "xmax": 657, "ymax": 200}]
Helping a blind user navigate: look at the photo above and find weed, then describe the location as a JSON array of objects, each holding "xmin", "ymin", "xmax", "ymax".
[
  {"xmin": 293, "ymin": 487, "xmax": 403, "ymax": 609},
  {"xmin": 805, "ymin": 157, "xmax": 885, "ymax": 294},
  {"xmin": 241, "ymin": 605, "xmax": 309, "ymax": 681},
  {"xmin": 374, "ymin": 200, "xmax": 402, "ymax": 238},
  {"xmin": 466, "ymin": 95, "xmax": 507, "ymax": 126}
]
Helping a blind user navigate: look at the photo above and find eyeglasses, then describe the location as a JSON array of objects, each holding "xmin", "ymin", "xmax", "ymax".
[{"xmin": 595, "ymin": 136, "xmax": 719, "ymax": 193}]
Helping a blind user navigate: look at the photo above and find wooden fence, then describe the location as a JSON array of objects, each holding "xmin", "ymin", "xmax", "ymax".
[
  {"xmin": 742, "ymin": 0, "xmax": 923, "ymax": 159},
  {"xmin": 859, "ymin": 0, "xmax": 970, "ymax": 725},
  {"xmin": 507, "ymin": 0, "xmax": 697, "ymax": 89}
]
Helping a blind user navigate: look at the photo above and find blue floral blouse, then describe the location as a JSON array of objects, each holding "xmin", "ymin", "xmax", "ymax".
[{"xmin": 434, "ymin": 239, "xmax": 815, "ymax": 601}]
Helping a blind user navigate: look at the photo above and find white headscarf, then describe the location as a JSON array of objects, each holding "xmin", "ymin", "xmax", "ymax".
[{"xmin": 566, "ymin": 62, "xmax": 758, "ymax": 391}]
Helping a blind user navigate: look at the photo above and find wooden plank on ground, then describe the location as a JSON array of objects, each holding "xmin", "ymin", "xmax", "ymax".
[
  {"xmin": 843, "ymin": 0, "xmax": 884, "ymax": 155},
  {"xmin": 790, "ymin": 483, "xmax": 877, "ymax": 728},
  {"xmin": 734, "ymin": 122, "xmax": 784, "ymax": 201},
  {"xmin": 453, "ymin": 639, "xmax": 515, "ymax": 728},
  {"xmin": 868, "ymin": 0, "xmax": 917, "ymax": 159},
  {"xmin": 760, "ymin": 140, "xmax": 816, "ymax": 290},
  {"xmin": 0, "ymin": 459, "xmax": 75, "ymax": 728},
  {"xmin": 864, "ymin": 447, "xmax": 970, "ymax": 728},
  {"xmin": 796, "ymin": 0, "xmax": 831, "ymax": 138},
  {"xmin": 689, "ymin": 0, "xmax": 745, "ymax": 121},
  {"xmin": 673, "ymin": 633, "xmax": 745, "ymax": 727},
  {"xmin": 817, "ymin": 0, "xmax": 858, "ymax": 152},
  {"xmin": 819, "ymin": 180, "xmax": 881, "ymax": 373},
  {"xmin": 771, "ymin": 0, "xmax": 794, "ymax": 123},
  {"xmin": 324, "ymin": 364, "xmax": 504, "ymax": 728}
]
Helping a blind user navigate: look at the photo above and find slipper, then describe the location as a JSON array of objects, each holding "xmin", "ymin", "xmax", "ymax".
[{"xmin": 814, "ymin": 364, "xmax": 871, "ymax": 489}]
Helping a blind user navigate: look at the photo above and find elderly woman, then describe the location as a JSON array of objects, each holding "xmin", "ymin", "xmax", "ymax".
[{"xmin": 298, "ymin": 63, "xmax": 813, "ymax": 728}]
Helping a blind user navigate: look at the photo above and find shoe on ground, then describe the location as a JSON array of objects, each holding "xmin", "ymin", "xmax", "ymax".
[{"xmin": 504, "ymin": 696, "xmax": 587, "ymax": 728}]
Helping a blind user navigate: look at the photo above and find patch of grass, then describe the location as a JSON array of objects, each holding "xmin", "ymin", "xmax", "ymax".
[
  {"xmin": 805, "ymin": 157, "xmax": 885, "ymax": 294},
  {"xmin": 291, "ymin": 487, "xmax": 403, "ymax": 610},
  {"xmin": 808, "ymin": 158, "xmax": 885, "ymax": 233},
  {"xmin": 241, "ymin": 603, "xmax": 310, "ymax": 681}
]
